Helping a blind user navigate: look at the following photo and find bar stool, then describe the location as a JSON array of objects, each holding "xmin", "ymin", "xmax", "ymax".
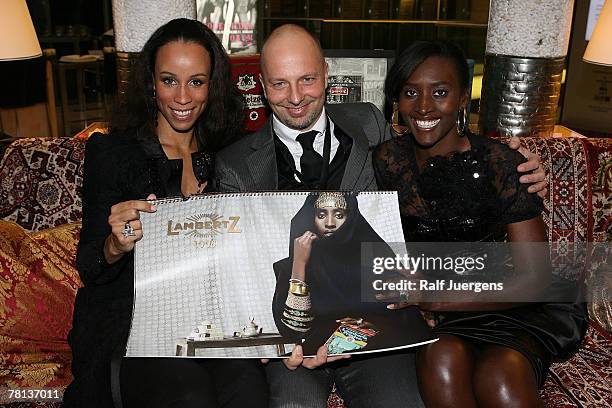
[{"xmin": 57, "ymin": 57, "xmax": 106, "ymax": 136}]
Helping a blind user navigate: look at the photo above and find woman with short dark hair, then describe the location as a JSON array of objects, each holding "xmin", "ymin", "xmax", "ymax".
[{"xmin": 375, "ymin": 40, "xmax": 587, "ymax": 407}]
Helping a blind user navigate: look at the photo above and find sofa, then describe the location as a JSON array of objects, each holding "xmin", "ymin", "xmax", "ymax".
[{"xmin": 0, "ymin": 134, "xmax": 610, "ymax": 407}]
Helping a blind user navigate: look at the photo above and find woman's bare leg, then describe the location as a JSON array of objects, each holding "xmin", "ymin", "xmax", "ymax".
[
  {"xmin": 416, "ymin": 334, "xmax": 477, "ymax": 408},
  {"xmin": 473, "ymin": 345, "xmax": 544, "ymax": 408}
]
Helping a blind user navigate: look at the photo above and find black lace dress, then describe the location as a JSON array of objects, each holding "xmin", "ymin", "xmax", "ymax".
[{"xmin": 373, "ymin": 132, "xmax": 588, "ymax": 386}]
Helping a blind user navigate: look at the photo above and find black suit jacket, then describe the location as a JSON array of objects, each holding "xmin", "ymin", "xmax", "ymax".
[{"xmin": 215, "ymin": 103, "xmax": 392, "ymax": 192}]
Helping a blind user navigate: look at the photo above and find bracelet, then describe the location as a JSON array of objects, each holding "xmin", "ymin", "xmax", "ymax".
[
  {"xmin": 281, "ymin": 318, "xmax": 310, "ymax": 332},
  {"xmin": 281, "ymin": 317, "xmax": 311, "ymax": 331},
  {"xmin": 286, "ymin": 292, "xmax": 311, "ymax": 310},
  {"xmin": 289, "ymin": 278, "xmax": 309, "ymax": 296},
  {"xmin": 284, "ymin": 307, "xmax": 312, "ymax": 317},
  {"xmin": 283, "ymin": 309, "xmax": 314, "ymax": 322}
]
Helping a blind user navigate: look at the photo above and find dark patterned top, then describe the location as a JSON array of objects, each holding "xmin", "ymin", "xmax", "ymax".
[
  {"xmin": 371, "ymin": 132, "xmax": 590, "ymax": 387},
  {"xmin": 373, "ymin": 132, "xmax": 543, "ymax": 242}
]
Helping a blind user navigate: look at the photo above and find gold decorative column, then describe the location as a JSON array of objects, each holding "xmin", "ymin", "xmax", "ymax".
[
  {"xmin": 115, "ymin": 51, "xmax": 139, "ymax": 96},
  {"xmin": 111, "ymin": 0, "xmax": 197, "ymax": 95}
]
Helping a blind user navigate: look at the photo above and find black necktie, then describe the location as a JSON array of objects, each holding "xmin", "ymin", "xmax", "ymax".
[{"xmin": 296, "ymin": 130, "xmax": 322, "ymax": 188}]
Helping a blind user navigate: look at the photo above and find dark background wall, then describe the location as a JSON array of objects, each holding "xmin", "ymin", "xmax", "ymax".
[{"xmin": 260, "ymin": 0, "xmax": 489, "ymax": 63}]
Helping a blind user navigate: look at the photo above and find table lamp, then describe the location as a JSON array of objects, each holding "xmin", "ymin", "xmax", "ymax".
[
  {"xmin": 0, "ymin": 0, "xmax": 41, "ymax": 60},
  {"xmin": 583, "ymin": 0, "xmax": 612, "ymax": 66},
  {"xmin": 0, "ymin": 0, "xmax": 42, "ymax": 139}
]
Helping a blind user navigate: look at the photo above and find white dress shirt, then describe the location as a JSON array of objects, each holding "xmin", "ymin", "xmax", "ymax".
[{"xmin": 272, "ymin": 108, "xmax": 340, "ymax": 175}]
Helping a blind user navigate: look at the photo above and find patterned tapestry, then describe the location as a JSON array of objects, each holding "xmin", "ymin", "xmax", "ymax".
[{"xmin": 0, "ymin": 138, "xmax": 86, "ymax": 232}]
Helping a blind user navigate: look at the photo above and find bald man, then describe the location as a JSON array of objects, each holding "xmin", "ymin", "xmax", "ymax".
[
  {"xmin": 216, "ymin": 25, "xmax": 393, "ymax": 193},
  {"xmin": 215, "ymin": 24, "xmax": 546, "ymax": 407}
]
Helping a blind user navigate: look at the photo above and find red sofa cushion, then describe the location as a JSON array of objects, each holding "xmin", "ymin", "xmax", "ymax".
[{"xmin": 0, "ymin": 221, "xmax": 81, "ymax": 389}]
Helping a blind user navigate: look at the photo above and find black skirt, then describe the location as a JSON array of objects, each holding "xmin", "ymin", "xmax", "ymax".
[{"xmin": 433, "ymin": 302, "xmax": 588, "ymax": 387}]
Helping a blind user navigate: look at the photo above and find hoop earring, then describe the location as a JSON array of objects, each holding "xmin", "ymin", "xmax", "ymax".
[
  {"xmin": 456, "ymin": 107, "xmax": 468, "ymax": 137},
  {"xmin": 391, "ymin": 101, "xmax": 409, "ymax": 136}
]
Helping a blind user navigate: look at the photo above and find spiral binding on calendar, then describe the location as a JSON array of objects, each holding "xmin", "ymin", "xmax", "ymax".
[{"xmin": 148, "ymin": 190, "xmax": 397, "ymax": 206}]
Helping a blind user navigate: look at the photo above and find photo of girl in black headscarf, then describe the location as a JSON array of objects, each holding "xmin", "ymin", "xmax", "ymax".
[{"xmin": 272, "ymin": 192, "xmax": 434, "ymax": 356}]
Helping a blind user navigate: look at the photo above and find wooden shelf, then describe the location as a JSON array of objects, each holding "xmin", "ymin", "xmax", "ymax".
[{"xmin": 262, "ymin": 17, "xmax": 487, "ymax": 28}]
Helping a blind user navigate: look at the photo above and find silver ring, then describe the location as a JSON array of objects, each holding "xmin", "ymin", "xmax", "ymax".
[{"xmin": 122, "ymin": 222, "xmax": 135, "ymax": 238}]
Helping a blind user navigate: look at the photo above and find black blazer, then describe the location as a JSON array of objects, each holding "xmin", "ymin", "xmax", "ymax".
[{"xmin": 64, "ymin": 132, "xmax": 212, "ymax": 407}]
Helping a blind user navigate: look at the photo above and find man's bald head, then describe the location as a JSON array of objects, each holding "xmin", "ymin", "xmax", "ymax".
[
  {"xmin": 258, "ymin": 24, "xmax": 329, "ymax": 131},
  {"xmin": 260, "ymin": 24, "xmax": 325, "ymax": 72}
]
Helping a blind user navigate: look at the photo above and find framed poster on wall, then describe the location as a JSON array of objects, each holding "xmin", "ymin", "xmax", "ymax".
[
  {"xmin": 197, "ymin": 0, "xmax": 257, "ymax": 54},
  {"xmin": 323, "ymin": 50, "xmax": 395, "ymax": 114}
]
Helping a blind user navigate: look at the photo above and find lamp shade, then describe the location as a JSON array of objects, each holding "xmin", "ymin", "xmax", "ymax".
[
  {"xmin": 583, "ymin": 0, "xmax": 612, "ymax": 66},
  {"xmin": 0, "ymin": 0, "xmax": 42, "ymax": 61}
]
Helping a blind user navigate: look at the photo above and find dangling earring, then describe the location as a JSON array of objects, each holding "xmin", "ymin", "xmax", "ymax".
[
  {"xmin": 391, "ymin": 101, "xmax": 409, "ymax": 136},
  {"xmin": 456, "ymin": 107, "xmax": 468, "ymax": 137},
  {"xmin": 151, "ymin": 88, "xmax": 158, "ymax": 127}
]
